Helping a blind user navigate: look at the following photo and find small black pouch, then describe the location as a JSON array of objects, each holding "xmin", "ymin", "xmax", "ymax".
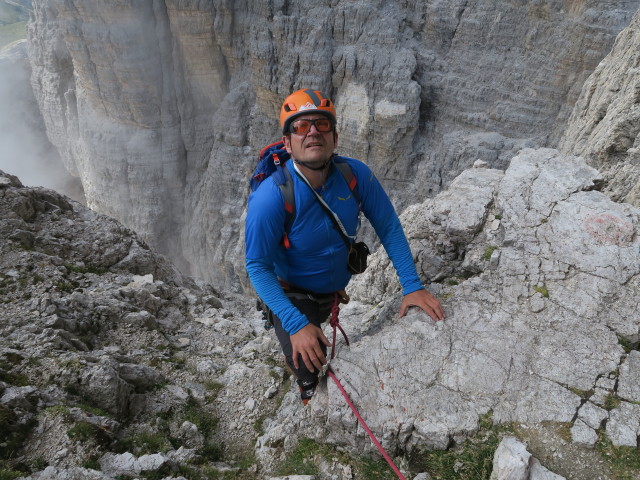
[
  {"xmin": 348, "ymin": 241, "xmax": 370, "ymax": 274},
  {"xmin": 256, "ymin": 299, "xmax": 274, "ymax": 330}
]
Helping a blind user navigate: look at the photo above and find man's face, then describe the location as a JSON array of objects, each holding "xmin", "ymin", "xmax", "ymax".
[{"xmin": 283, "ymin": 114, "xmax": 337, "ymax": 168}]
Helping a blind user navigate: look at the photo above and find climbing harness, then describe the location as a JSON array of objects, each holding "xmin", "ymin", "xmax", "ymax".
[{"xmin": 326, "ymin": 294, "xmax": 407, "ymax": 480}]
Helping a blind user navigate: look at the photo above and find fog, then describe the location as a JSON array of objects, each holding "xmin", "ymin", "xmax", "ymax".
[{"xmin": 0, "ymin": 40, "xmax": 84, "ymax": 202}]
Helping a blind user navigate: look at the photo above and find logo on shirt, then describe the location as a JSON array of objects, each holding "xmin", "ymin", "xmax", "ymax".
[{"xmin": 338, "ymin": 195, "xmax": 352, "ymax": 201}]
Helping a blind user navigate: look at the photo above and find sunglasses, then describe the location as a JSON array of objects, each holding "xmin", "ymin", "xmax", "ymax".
[{"xmin": 289, "ymin": 117, "xmax": 334, "ymax": 135}]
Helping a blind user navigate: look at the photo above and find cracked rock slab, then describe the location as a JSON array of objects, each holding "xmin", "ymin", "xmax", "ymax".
[
  {"xmin": 260, "ymin": 149, "xmax": 640, "ymax": 462},
  {"xmin": 618, "ymin": 350, "xmax": 640, "ymax": 403}
]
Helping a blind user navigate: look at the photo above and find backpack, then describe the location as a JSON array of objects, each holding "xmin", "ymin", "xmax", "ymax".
[{"xmin": 250, "ymin": 141, "xmax": 360, "ymax": 248}]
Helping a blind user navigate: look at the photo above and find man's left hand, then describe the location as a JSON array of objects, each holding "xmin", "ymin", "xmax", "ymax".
[{"xmin": 399, "ymin": 289, "xmax": 445, "ymax": 321}]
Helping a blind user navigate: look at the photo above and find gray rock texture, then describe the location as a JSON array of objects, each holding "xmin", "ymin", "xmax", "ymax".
[
  {"xmin": 256, "ymin": 148, "xmax": 640, "ymax": 477},
  {"xmin": 0, "ymin": 169, "xmax": 282, "ymax": 478},
  {"xmin": 24, "ymin": 0, "xmax": 640, "ymax": 288},
  {"xmin": 2, "ymin": 149, "xmax": 639, "ymax": 478},
  {"xmin": 6, "ymin": 1, "xmax": 640, "ymax": 478},
  {"xmin": 490, "ymin": 437, "xmax": 565, "ymax": 480},
  {"xmin": 560, "ymin": 8, "xmax": 640, "ymax": 207}
]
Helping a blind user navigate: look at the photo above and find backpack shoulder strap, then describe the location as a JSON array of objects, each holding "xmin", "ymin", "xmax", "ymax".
[
  {"xmin": 333, "ymin": 157, "xmax": 361, "ymax": 206},
  {"xmin": 274, "ymin": 165, "xmax": 295, "ymax": 248}
]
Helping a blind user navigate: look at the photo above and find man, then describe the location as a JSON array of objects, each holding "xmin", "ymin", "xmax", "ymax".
[{"xmin": 245, "ymin": 88, "xmax": 445, "ymax": 404}]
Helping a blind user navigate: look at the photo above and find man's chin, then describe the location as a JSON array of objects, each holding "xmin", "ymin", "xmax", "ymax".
[{"xmin": 298, "ymin": 157, "xmax": 331, "ymax": 169}]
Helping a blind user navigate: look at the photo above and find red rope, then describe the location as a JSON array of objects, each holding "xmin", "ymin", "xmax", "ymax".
[
  {"xmin": 327, "ymin": 367, "xmax": 407, "ymax": 480},
  {"xmin": 326, "ymin": 293, "xmax": 406, "ymax": 480},
  {"xmin": 329, "ymin": 293, "xmax": 349, "ymax": 359}
]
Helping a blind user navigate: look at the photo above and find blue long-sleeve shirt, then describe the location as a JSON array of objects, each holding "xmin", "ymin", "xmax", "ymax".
[{"xmin": 245, "ymin": 156, "xmax": 422, "ymax": 334}]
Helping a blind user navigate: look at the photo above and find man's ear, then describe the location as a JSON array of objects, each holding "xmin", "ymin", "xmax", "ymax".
[{"xmin": 282, "ymin": 135, "xmax": 292, "ymax": 153}]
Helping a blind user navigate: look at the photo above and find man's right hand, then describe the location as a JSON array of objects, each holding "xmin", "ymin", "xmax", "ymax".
[{"xmin": 291, "ymin": 324, "xmax": 332, "ymax": 372}]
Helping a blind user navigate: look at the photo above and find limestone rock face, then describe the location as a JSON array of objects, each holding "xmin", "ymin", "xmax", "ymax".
[
  {"xmin": 0, "ymin": 169, "xmax": 285, "ymax": 478},
  {"xmin": 25, "ymin": 0, "xmax": 640, "ymax": 288},
  {"xmin": 490, "ymin": 437, "xmax": 566, "ymax": 480},
  {"xmin": 257, "ymin": 149, "xmax": 640, "ymax": 470},
  {"xmin": 560, "ymin": 9, "xmax": 640, "ymax": 207},
  {"xmin": 2, "ymin": 156, "xmax": 639, "ymax": 476}
]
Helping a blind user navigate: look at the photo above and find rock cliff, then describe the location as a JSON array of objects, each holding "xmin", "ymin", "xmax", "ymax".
[
  {"xmin": 3, "ymin": 147, "xmax": 639, "ymax": 478},
  {"xmin": 25, "ymin": 0, "xmax": 640, "ymax": 289},
  {"xmin": 6, "ymin": 1, "xmax": 640, "ymax": 478},
  {"xmin": 0, "ymin": 169, "xmax": 285, "ymax": 478},
  {"xmin": 257, "ymin": 148, "xmax": 640, "ymax": 479},
  {"xmin": 560, "ymin": 8, "xmax": 640, "ymax": 207}
]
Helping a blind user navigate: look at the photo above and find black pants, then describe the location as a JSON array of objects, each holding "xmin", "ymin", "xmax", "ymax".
[{"xmin": 271, "ymin": 291, "xmax": 334, "ymax": 387}]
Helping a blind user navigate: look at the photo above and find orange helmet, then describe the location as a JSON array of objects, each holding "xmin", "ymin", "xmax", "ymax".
[{"xmin": 280, "ymin": 89, "xmax": 336, "ymax": 134}]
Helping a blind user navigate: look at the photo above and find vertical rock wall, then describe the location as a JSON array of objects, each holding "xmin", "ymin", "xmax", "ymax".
[
  {"xmin": 26, "ymin": 0, "xmax": 640, "ymax": 289},
  {"xmin": 560, "ymin": 8, "xmax": 640, "ymax": 206}
]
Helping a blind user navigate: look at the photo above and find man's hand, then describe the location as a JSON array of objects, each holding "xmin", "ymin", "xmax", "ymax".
[
  {"xmin": 399, "ymin": 289, "xmax": 446, "ymax": 321},
  {"xmin": 291, "ymin": 324, "xmax": 332, "ymax": 372}
]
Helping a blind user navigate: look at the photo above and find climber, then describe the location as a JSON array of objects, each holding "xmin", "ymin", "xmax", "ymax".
[{"xmin": 245, "ymin": 88, "xmax": 445, "ymax": 404}]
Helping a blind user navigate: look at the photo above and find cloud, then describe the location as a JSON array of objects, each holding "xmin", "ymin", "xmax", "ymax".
[{"xmin": 0, "ymin": 39, "xmax": 84, "ymax": 201}]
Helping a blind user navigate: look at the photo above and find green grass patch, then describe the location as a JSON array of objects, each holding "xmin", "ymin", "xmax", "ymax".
[
  {"xmin": 67, "ymin": 421, "xmax": 112, "ymax": 447},
  {"xmin": 482, "ymin": 246, "xmax": 497, "ymax": 261},
  {"xmin": 567, "ymin": 386, "xmax": 594, "ymax": 399},
  {"xmin": 264, "ymin": 356, "xmax": 278, "ymax": 367},
  {"xmin": 26, "ymin": 356, "xmax": 41, "ymax": 367},
  {"xmin": 0, "ymin": 363, "xmax": 29, "ymax": 387},
  {"xmin": 182, "ymin": 397, "xmax": 218, "ymax": 438},
  {"xmin": 204, "ymin": 381, "xmax": 225, "ymax": 396},
  {"xmin": 253, "ymin": 416, "xmax": 265, "ymax": 435},
  {"xmin": 272, "ymin": 437, "xmax": 321, "ymax": 476},
  {"xmin": 412, "ymin": 435, "xmax": 499, "ymax": 480},
  {"xmin": 0, "ymin": 469, "xmax": 23, "ymax": 480},
  {"xmin": 410, "ymin": 415, "xmax": 516, "ymax": 480},
  {"xmin": 554, "ymin": 422, "xmax": 573, "ymax": 444},
  {"xmin": 55, "ymin": 281, "xmax": 76, "ymax": 292},
  {"xmin": 44, "ymin": 404, "xmax": 71, "ymax": 420},
  {"xmin": 0, "ymin": 404, "xmax": 36, "ymax": 459},
  {"xmin": 30, "ymin": 458, "xmax": 48, "ymax": 471},
  {"xmin": 533, "ymin": 285, "xmax": 549, "ymax": 298},
  {"xmin": 64, "ymin": 264, "xmax": 109, "ymax": 275},
  {"xmin": 478, "ymin": 411, "xmax": 494, "ymax": 430},
  {"xmin": 81, "ymin": 456, "xmax": 100, "ymax": 470},
  {"xmin": 596, "ymin": 433, "xmax": 640, "ymax": 480},
  {"xmin": 358, "ymin": 456, "xmax": 398, "ymax": 479},
  {"xmin": 617, "ymin": 335, "xmax": 639, "ymax": 353},
  {"xmin": 118, "ymin": 430, "xmax": 171, "ymax": 455},
  {"xmin": 74, "ymin": 403, "xmax": 111, "ymax": 418},
  {"xmin": 196, "ymin": 466, "xmax": 249, "ymax": 480},
  {"xmin": 273, "ymin": 437, "xmax": 400, "ymax": 479},
  {"xmin": 197, "ymin": 443, "xmax": 224, "ymax": 463},
  {"xmin": 603, "ymin": 393, "xmax": 621, "ymax": 411}
]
